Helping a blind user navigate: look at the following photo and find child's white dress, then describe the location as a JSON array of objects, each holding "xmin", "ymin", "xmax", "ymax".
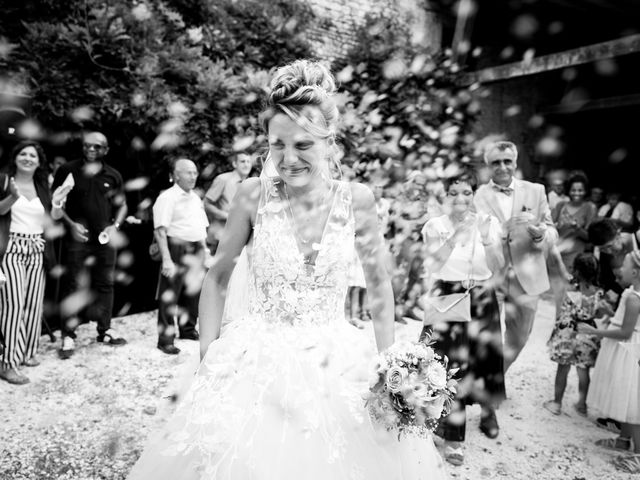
[{"xmin": 587, "ymin": 287, "xmax": 640, "ymax": 423}]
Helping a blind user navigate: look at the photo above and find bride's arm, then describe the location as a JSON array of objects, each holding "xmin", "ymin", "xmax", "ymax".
[
  {"xmin": 199, "ymin": 178, "xmax": 260, "ymax": 360},
  {"xmin": 351, "ymin": 183, "xmax": 395, "ymax": 352}
]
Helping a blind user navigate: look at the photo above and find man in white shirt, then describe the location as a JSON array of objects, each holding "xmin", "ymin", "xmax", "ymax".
[
  {"xmin": 204, "ymin": 153, "xmax": 253, "ymax": 253},
  {"xmin": 153, "ymin": 159, "xmax": 210, "ymax": 355},
  {"xmin": 474, "ymin": 141, "xmax": 558, "ymax": 372}
]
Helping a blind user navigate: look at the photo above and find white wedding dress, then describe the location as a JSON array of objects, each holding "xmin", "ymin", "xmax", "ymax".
[{"xmin": 128, "ymin": 178, "xmax": 447, "ymax": 480}]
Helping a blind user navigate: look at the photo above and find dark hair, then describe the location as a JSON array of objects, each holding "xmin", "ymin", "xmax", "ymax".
[
  {"xmin": 443, "ymin": 169, "xmax": 478, "ymax": 192},
  {"xmin": 572, "ymin": 253, "xmax": 599, "ymax": 285},
  {"xmin": 4, "ymin": 140, "xmax": 50, "ymax": 188},
  {"xmin": 588, "ymin": 218, "xmax": 619, "ymax": 246},
  {"xmin": 566, "ymin": 173, "xmax": 589, "ymax": 193}
]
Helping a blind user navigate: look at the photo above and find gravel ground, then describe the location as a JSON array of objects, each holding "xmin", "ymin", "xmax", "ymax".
[{"xmin": 0, "ymin": 300, "xmax": 632, "ymax": 479}]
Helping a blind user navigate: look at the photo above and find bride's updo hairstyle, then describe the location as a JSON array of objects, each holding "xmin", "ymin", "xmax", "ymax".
[{"xmin": 261, "ymin": 60, "xmax": 340, "ymax": 163}]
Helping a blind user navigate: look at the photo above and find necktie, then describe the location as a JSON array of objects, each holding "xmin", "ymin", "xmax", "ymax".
[{"xmin": 493, "ymin": 184, "xmax": 513, "ymax": 196}]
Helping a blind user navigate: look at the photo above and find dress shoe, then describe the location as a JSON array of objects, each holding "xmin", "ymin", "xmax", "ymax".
[
  {"xmin": 59, "ymin": 337, "xmax": 75, "ymax": 360},
  {"xmin": 0, "ymin": 367, "xmax": 30, "ymax": 385},
  {"xmin": 22, "ymin": 357, "xmax": 40, "ymax": 367},
  {"xmin": 479, "ymin": 409, "xmax": 500, "ymax": 439},
  {"xmin": 180, "ymin": 331, "xmax": 200, "ymax": 341},
  {"xmin": 158, "ymin": 344, "xmax": 181, "ymax": 355},
  {"xmin": 97, "ymin": 328, "xmax": 127, "ymax": 346}
]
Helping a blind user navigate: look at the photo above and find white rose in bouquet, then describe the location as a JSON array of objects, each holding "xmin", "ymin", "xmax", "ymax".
[{"xmin": 424, "ymin": 362, "xmax": 447, "ymax": 390}]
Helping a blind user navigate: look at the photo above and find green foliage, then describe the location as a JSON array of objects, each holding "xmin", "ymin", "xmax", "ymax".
[
  {"xmin": 0, "ymin": 0, "xmax": 315, "ymax": 174},
  {"xmin": 335, "ymin": 14, "xmax": 481, "ymax": 184}
]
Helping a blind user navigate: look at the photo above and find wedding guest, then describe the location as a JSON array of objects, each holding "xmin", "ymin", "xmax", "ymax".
[
  {"xmin": 547, "ymin": 172, "xmax": 569, "ymax": 211},
  {"xmin": 588, "ymin": 218, "xmax": 639, "ymax": 299},
  {"xmin": 578, "ymin": 250, "xmax": 640, "ymax": 474},
  {"xmin": 421, "ymin": 169, "xmax": 505, "ymax": 465},
  {"xmin": 552, "ymin": 174, "xmax": 597, "ymax": 274},
  {"xmin": 0, "ymin": 141, "xmax": 70, "ymax": 384},
  {"xmin": 598, "ymin": 191, "xmax": 634, "ymax": 232},
  {"xmin": 52, "ymin": 131, "xmax": 128, "ymax": 359},
  {"xmin": 589, "ymin": 186, "xmax": 606, "ymax": 211},
  {"xmin": 152, "ymin": 158, "xmax": 209, "ymax": 355},
  {"xmin": 474, "ymin": 141, "xmax": 558, "ymax": 371},
  {"xmin": 543, "ymin": 253, "xmax": 611, "ymax": 416},
  {"xmin": 204, "ymin": 152, "xmax": 253, "ymax": 253}
]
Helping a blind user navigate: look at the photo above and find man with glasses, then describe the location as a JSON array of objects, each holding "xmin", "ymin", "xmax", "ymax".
[
  {"xmin": 52, "ymin": 131, "xmax": 128, "ymax": 358},
  {"xmin": 474, "ymin": 141, "xmax": 558, "ymax": 375}
]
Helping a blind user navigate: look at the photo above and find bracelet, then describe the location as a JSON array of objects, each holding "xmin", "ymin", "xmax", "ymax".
[
  {"xmin": 52, "ymin": 200, "xmax": 64, "ymax": 209},
  {"xmin": 114, "ymin": 221, "xmax": 121, "ymax": 230}
]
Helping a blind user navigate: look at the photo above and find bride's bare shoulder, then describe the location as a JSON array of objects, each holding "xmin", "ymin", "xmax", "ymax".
[{"xmin": 348, "ymin": 181, "xmax": 375, "ymax": 211}]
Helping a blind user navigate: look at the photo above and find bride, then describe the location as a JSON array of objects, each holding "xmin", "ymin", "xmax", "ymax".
[{"xmin": 128, "ymin": 60, "xmax": 447, "ymax": 479}]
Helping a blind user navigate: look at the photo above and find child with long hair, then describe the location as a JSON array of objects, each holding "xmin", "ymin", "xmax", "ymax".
[
  {"xmin": 544, "ymin": 253, "xmax": 611, "ymax": 416},
  {"xmin": 578, "ymin": 250, "xmax": 640, "ymax": 474}
]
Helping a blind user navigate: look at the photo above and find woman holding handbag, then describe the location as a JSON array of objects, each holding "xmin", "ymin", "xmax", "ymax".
[{"xmin": 420, "ymin": 170, "xmax": 506, "ymax": 466}]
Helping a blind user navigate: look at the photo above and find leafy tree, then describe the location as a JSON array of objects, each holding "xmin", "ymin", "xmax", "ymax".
[{"xmin": 0, "ymin": 0, "xmax": 315, "ymax": 177}]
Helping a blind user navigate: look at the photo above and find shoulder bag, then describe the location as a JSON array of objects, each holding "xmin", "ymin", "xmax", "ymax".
[{"xmin": 423, "ymin": 221, "xmax": 477, "ymax": 324}]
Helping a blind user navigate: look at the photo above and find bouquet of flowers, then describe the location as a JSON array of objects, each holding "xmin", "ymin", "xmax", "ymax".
[{"xmin": 366, "ymin": 340, "xmax": 457, "ymax": 436}]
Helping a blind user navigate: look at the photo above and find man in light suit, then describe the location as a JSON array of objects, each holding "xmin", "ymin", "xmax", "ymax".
[{"xmin": 474, "ymin": 141, "xmax": 558, "ymax": 372}]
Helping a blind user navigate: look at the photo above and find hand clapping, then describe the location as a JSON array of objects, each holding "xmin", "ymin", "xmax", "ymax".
[
  {"xmin": 52, "ymin": 184, "xmax": 73, "ymax": 207},
  {"xmin": 8, "ymin": 177, "xmax": 20, "ymax": 199}
]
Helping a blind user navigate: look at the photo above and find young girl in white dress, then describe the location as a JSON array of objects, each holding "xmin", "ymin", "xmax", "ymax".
[
  {"xmin": 127, "ymin": 60, "xmax": 448, "ymax": 479},
  {"xmin": 579, "ymin": 250, "xmax": 640, "ymax": 474}
]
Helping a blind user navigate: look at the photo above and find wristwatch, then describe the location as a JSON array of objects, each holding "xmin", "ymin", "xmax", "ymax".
[{"xmin": 114, "ymin": 221, "xmax": 121, "ymax": 230}]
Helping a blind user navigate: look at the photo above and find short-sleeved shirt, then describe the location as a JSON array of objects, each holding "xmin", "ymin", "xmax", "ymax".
[
  {"xmin": 153, "ymin": 184, "xmax": 208, "ymax": 242},
  {"xmin": 598, "ymin": 201, "xmax": 634, "ymax": 225},
  {"xmin": 205, "ymin": 171, "xmax": 242, "ymax": 220},
  {"xmin": 52, "ymin": 159, "xmax": 124, "ymax": 240}
]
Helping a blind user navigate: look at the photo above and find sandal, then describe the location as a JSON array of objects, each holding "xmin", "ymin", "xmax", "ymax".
[
  {"xmin": 596, "ymin": 417, "xmax": 621, "ymax": 433},
  {"xmin": 595, "ymin": 436, "xmax": 632, "ymax": 452},
  {"xmin": 613, "ymin": 453, "xmax": 640, "ymax": 474},
  {"xmin": 444, "ymin": 445, "xmax": 464, "ymax": 466},
  {"xmin": 543, "ymin": 400, "xmax": 561, "ymax": 416}
]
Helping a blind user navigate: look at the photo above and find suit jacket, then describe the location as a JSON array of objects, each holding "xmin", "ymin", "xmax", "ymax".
[{"xmin": 474, "ymin": 178, "xmax": 558, "ymax": 296}]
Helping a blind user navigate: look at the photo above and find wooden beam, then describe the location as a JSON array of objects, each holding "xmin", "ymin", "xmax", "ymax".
[
  {"xmin": 542, "ymin": 93, "xmax": 640, "ymax": 114},
  {"xmin": 459, "ymin": 34, "xmax": 640, "ymax": 85}
]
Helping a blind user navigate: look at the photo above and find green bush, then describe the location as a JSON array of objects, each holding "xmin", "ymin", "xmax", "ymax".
[{"xmin": 0, "ymin": 0, "xmax": 315, "ymax": 174}]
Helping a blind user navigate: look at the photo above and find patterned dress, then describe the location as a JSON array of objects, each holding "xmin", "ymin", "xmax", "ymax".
[
  {"xmin": 547, "ymin": 289, "xmax": 602, "ymax": 368},
  {"xmin": 128, "ymin": 178, "xmax": 447, "ymax": 480}
]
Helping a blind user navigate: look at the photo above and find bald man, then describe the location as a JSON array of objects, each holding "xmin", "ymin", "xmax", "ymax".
[
  {"xmin": 53, "ymin": 131, "xmax": 128, "ymax": 359},
  {"xmin": 152, "ymin": 159, "xmax": 209, "ymax": 354}
]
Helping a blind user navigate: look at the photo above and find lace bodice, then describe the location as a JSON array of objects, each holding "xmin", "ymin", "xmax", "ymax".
[{"xmin": 247, "ymin": 178, "xmax": 355, "ymax": 325}]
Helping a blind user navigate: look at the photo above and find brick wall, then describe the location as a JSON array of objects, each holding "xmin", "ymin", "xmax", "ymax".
[{"xmin": 304, "ymin": 0, "xmax": 437, "ymax": 62}]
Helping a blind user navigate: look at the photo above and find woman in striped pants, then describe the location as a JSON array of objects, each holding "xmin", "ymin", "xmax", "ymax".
[{"xmin": 0, "ymin": 141, "xmax": 70, "ymax": 385}]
